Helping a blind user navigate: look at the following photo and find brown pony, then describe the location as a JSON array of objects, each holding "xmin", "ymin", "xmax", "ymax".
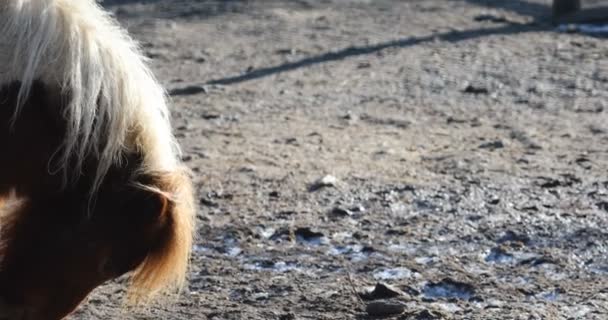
[{"xmin": 0, "ymin": 1, "xmax": 195, "ymax": 319}]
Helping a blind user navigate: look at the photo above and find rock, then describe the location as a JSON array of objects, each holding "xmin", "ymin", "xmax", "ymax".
[
  {"xmin": 518, "ymin": 256, "xmax": 556, "ymax": 267},
  {"xmin": 478, "ymin": 140, "xmax": 504, "ymax": 150},
  {"xmin": 487, "ymin": 197, "xmax": 500, "ymax": 205},
  {"xmin": 169, "ymin": 84, "xmax": 207, "ymax": 96},
  {"xmin": 536, "ymin": 174, "xmax": 580, "ymax": 188},
  {"xmin": 463, "ymin": 84, "xmax": 489, "ymax": 95},
  {"xmin": 365, "ymin": 301, "xmax": 406, "ymax": 317},
  {"xmin": 473, "ymin": 14, "xmax": 509, "ymax": 23},
  {"xmin": 329, "ymin": 207, "xmax": 353, "ymax": 218},
  {"xmin": 251, "ymin": 292, "xmax": 269, "ymax": 301},
  {"xmin": 199, "ymin": 198, "xmax": 219, "ymax": 208},
  {"xmin": 596, "ymin": 201, "xmax": 608, "ymax": 212},
  {"xmin": 268, "ymin": 228, "xmax": 292, "ymax": 242},
  {"xmin": 308, "ymin": 175, "xmax": 338, "ymax": 191},
  {"xmin": 589, "ymin": 125, "xmax": 605, "ymax": 135},
  {"xmin": 537, "ymin": 177, "xmax": 561, "ymax": 188},
  {"xmin": 360, "ymin": 282, "xmax": 404, "ymax": 300},
  {"xmin": 446, "ymin": 116, "xmax": 468, "ymax": 124},
  {"xmin": 278, "ymin": 313, "xmax": 296, "ymax": 320},
  {"xmin": 275, "ymin": 48, "xmax": 297, "ymax": 55},
  {"xmin": 357, "ymin": 62, "xmax": 371, "ymax": 69},
  {"xmin": 497, "ymin": 230, "xmax": 531, "ymax": 246},
  {"xmin": 575, "ymin": 156, "xmax": 592, "ymax": 169},
  {"xmin": 238, "ymin": 165, "xmax": 256, "ymax": 173},
  {"xmin": 145, "ymin": 50, "xmax": 167, "ymax": 60},
  {"xmin": 350, "ymin": 205, "xmax": 365, "ymax": 212},
  {"xmin": 285, "ymin": 137, "xmax": 298, "ymax": 145},
  {"xmin": 574, "ymin": 103, "xmax": 603, "ymax": 113},
  {"xmin": 294, "ymin": 227, "xmax": 325, "ymax": 245},
  {"xmin": 359, "ymin": 114, "xmax": 410, "ymax": 129},
  {"xmin": 201, "ymin": 112, "xmax": 221, "ymax": 120}
]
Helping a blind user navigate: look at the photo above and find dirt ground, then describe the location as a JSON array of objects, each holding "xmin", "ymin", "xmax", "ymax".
[{"xmin": 71, "ymin": 0, "xmax": 608, "ymax": 319}]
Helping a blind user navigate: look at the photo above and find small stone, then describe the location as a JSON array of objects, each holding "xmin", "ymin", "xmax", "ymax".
[
  {"xmin": 357, "ymin": 62, "xmax": 371, "ymax": 69},
  {"xmin": 169, "ymin": 85, "xmax": 207, "ymax": 96},
  {"xmin": 201, "ymin": 112, "xmax": 221, "ymax": 120},
  {"xmin": 597, "ymin": 201, "xmax": 608, "ymax": 212},
  {"xmin": 252, "ymin": 292, "xmax": 269, "ymax": 300},
  {"xmin": 329, "ymin": 207, "xmax": 352, "ymax": 218},
  {"xmin": 199, "ymin": 198, "xmax": 219, "ymax": 208},
  {"xmin": 350, "ymin": 205, "xmax": 365, "ymax": 212},
  {"xmin": 275, "ymin": 48, "xmax": 297, "ymax": 55},
  {"xmin": 238, "ymin": 165, "xmax": 256, "ymax": 173},
  {"xmin": 285, "ymin": 137, "xmax": 298, "ymax": 145},
  {"xmin": 478, "ymin": 140, "xmax": 504, "ymax": 150},
  {"xmin": 463, "ymin": 84, "xmax": 489, "ymax": 95},
  {"xmin": 473, "ymin": 14, "xmax": 509, "ymax": 23},
  {"xmin": 360, "ymin": 282, "xmax": 404, "ymax": 300},
  {"xmin": 308, "ymin": 175, "xmax": 338, "ymax": 191},
  {"xmin": 575, "ymin": 156, "xmax": 592, "ymax": 169},
  {"xmin": 294, "ymin": 227, "xmax": 324, "ymax": 243},
  {"xmin": 487, "ymin": 197, "xmax": 500, "ymax": 205},
  {"xmin": 279, "ymin": 313, "xmax": 296, "ymax": 320}
]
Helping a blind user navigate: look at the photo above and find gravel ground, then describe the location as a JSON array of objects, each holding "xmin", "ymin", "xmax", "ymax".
[{"xmin": 71, "ymin": 0, "xmax": 608, "ymax": 319}]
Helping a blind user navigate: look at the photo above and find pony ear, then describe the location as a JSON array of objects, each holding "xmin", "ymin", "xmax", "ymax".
[{"xmin": 127, "ymin": 169, "xmax": 194, "ymax": 304}]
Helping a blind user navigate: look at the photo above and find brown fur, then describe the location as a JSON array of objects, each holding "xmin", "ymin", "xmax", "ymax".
[{"xmin": 0, "ymin": 81, "xmax": 195, "ymax": 319}]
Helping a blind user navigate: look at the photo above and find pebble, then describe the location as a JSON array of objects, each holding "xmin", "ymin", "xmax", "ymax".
[{"xmin": 309, "ymin": 175, "xmax": 338, "ymax": 191}]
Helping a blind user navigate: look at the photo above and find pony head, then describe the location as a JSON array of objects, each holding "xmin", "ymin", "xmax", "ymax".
[
  {"xmin": 0, "ymin": 166, "xmax": 194, "ymax": 319},
  {"xmin": 0, "ymin": 0, "xmax": 196, "ymax": 318}
]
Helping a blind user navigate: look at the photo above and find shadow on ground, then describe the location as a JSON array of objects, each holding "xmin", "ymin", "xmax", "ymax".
[{"xmin": 207, "ymin": 22, "xmax": 547, "ymax": 86}]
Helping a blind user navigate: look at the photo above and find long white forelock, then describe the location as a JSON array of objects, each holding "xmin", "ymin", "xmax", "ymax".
[{"xmin": 0, "ymin": 0, "xmax": 181, "ymax": 191}]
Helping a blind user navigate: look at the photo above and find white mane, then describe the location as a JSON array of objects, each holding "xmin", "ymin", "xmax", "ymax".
[{"xmin": 0, "ymin": 0, "xmax": 180, "ymax": 190}]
